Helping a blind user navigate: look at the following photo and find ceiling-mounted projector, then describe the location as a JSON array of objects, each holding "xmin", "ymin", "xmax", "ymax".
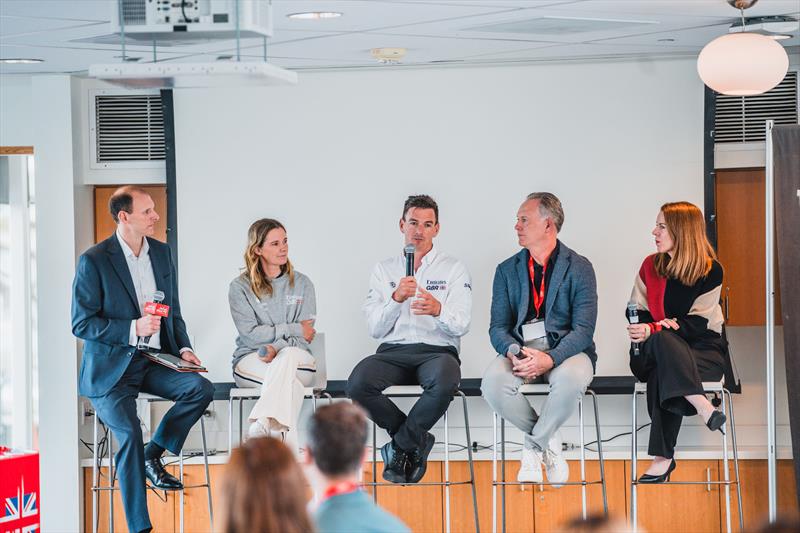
[{"xmin": 81, "ymin": 0, "xmax": 273, "ymax": 45}]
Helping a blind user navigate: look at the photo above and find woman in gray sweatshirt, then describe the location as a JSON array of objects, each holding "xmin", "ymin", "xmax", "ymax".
[{"xmin": 228, "ymin": 218, "xmax": 317, "ymax": 447}]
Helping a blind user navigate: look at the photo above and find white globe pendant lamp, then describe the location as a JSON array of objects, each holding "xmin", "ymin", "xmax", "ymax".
[{"xmin": 697, "ymin": 0, "xmax": 790, "ymax": 96}]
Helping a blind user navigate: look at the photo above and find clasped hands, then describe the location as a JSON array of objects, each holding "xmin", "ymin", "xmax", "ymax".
[
  {"xmin": 626, "ymin": 318, "xmax": 680, "ymax": 343},
  {"xmin": 259, "ymin": 319, "xmax": 316, "ymax": 363},
  {"xmin": 507, "ymin": 346, "xmax": 554, "ymax": 380},
  {"xmin": 392, "ymin": 276, "xmax": 441, "ymax": 317}
]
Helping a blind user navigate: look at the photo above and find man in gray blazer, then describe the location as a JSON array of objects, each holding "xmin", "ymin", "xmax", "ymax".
[{"xmin": 481, "ymin": 192, "xmax": 597, "ymax": 486}]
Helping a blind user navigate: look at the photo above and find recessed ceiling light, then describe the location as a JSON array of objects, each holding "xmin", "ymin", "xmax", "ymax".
[
  {"xmin": 287, "ymin": 12, "xmax": 342, "ymax": 20},
  {"xmin": 0, "ymin": 58, "xmax": 44, "ymax": 64},
  {"xmin": 371, "ymin": 47, "xmax": 406, "ymax": 64},
  {"xmin": 769, "ymin": 34, "xmax": 793, "ymax": 40},
  {"xmin": 658, "ymin": 38, "xmax": 676, "ymax": 42}
]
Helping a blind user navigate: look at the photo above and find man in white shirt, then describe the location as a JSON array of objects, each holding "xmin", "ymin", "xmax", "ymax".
[
  {"xmin": 72, "ymin": 186, "xmax": 213, "ymax": 533},
  {"xmin": 347, "ymin": 195, "xmax": 472, "ymax": 484}
]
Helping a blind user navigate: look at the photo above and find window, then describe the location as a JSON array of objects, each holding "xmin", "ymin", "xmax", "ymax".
[{"xmin": 0, "ymin": 154, "xmax": 38, "ymax": 449}]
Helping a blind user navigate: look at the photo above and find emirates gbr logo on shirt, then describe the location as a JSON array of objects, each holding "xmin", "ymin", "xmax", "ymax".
[
  {"xmin": 286, "ymin": 295, "xmax": 304, "ymax": 305},
  {"xmin": 425, "ymin": 280, "xmax": 447, "ymax": 291}
]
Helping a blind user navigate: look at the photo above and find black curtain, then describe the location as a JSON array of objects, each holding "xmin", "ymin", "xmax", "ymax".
[{"xmin": 773, "ymin": 125, "xmax": 800, "ymax": 506}]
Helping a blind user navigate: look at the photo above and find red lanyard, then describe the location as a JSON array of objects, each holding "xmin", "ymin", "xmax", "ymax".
[
  {"xmin": 528, "ymin": 255, "xmax": 547, "ymax": 319},
  {"xmin": 322, "ymin": 481, "xmax": 360, "ymax": 501}
]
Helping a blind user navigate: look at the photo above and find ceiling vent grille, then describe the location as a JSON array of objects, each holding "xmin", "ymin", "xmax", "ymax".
[
  {"xmin": 94, "ymin": 94, "xmax": 165, "ymax": 163},
  {"xmin": 715, "ymin": 71, "xmax": 798, "ymax": 144}
]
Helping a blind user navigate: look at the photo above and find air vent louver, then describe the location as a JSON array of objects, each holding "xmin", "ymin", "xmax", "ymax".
[
  {"xmin": 715, "ymin": 71, "xmax": 798, "ymax": 144},
  {"xmin": 120, "ymin": 0, "xmax": 147, "ymax": 26},
  {"xmin": 95, "ymin": 94, "xmax": 165, "ymax": 162}
]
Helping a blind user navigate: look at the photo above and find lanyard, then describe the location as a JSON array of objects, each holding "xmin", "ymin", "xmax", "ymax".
[
  {"xmin": 528, "ymin": 255, "xmax": 547, "ymax": 319},
  {"xmin": 322, "ymin": 481, "xmax": 360, "ymax": 501}
]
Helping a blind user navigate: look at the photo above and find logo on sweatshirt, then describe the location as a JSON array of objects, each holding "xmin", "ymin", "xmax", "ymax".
[
  {"xmin": 286, "ymin": 295, "xmax": 304, "ymax": 306},
  {"xmin": 425, "ymin": 280, "xmax": 447, "ymax": 291}
]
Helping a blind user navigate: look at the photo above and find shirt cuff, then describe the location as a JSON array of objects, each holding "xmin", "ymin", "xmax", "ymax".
[
  {"xmin": 128, "ymin": 320, "xmax": 138, "ymax": 347},
  {"xmin": 179, "ymin": 347, "xmax": 192, "ymax": 354}
]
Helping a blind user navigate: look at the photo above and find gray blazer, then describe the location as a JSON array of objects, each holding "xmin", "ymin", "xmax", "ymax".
[{"xmin": 489, "ymin": 241, "xmax": 598, "ymax": 369}]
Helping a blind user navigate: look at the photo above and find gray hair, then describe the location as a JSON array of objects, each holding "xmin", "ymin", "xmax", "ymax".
[{"xmin": 526, "ymin": 192, "xmax": 564, "ymax": 232}]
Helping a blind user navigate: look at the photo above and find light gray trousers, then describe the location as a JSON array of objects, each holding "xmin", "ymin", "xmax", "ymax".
[{"xmin": 481, "ymin": 352, "xmax": 594, "ymax": 452}]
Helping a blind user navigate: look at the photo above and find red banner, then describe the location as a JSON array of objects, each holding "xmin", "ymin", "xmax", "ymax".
[{"xmin": 0, "ymin": 447, "xmax": 40, "ymax": 532}]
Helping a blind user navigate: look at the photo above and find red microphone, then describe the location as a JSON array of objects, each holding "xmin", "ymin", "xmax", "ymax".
[{"xmin": 138, "ymin": 290, "xmax": 169, "ymax": 350}]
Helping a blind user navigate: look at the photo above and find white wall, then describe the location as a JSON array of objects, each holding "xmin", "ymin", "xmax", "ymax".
[
  {"xmin": 0, "ymin": 76, "xmax": 33, "ymax": 146},
  {"xmin": 174, "ymin": 58, "xmax": 704, "ymax": 383}
]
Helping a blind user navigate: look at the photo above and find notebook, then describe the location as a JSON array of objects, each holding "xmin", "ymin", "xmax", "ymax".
[{"xmin": 143, "ymin": 351, "xmax": 207, "ymax": 373}]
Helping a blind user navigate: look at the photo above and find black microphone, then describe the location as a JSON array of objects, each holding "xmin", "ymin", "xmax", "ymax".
[
  {"xmin": 627, "ymin": 302, "xmax": 641, "ymax": 356},
  {"xmin": 508, "ymin": 343, "xmax": 525, "ymax": 360},
  {"xmin": 138, "ymin": 290, "xmax": 165, "ymax": 350},
  {"xmin": 404, "ymin": 244, "xmax": 415, "ymax": 277}
]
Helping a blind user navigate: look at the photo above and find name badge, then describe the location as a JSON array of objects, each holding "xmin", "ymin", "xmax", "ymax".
[{"xmin": 522, "ymin": 319, "xmax": 546, "ymax": 342}]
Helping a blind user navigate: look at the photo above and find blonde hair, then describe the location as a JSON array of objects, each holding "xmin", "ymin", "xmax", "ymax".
[
  {"xmin": 243, "ymin": 218, "xmax": 294, "ymax": 298},
  {"xmin": 653, "ymin": 201, "xmax": 716, "ymax": 286},
  {"xmin": 216, "ymin": 437, "xmax": 313, "ymax": 533}
]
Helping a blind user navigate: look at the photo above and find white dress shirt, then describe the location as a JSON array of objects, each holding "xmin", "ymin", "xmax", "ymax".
[
  {"xmin": 363, "ymin": 247, "xmax": 472, "ymax": 352},
  {"xmin": 117, "ymin": 230, "xmax": 162, "ymax": 351}
]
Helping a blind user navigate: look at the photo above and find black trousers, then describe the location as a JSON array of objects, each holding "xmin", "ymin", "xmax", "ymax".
[
  {"xmin": 346, "ymin": 343, "xmax": 461, "ymax": 452},
  {"xmin": 630, "ymin": 330, "xmax": 724, "ymax": 459}
]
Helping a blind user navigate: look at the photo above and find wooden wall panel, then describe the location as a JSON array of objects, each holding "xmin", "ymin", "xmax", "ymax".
[
  {"xmin": 715, "ymin": 168, "xmax": 782, "ymax": 326},
  {"xmin": 722, "ymin": 459, "xmax": 799, "ymax": 531},
  {"xmin": 94, "ymin": 185, "xmax": 168, "ymax": 244},
  {"xmin": 376, "ymin": 461, "xmax": 444, "ymax": 533}
]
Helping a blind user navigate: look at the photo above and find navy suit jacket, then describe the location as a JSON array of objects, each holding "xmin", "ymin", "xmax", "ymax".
[
  {"xmin": 72, "ymin": 234, "xmax": 192, "ymax": 397},
  {"xmin": 489, "ymin": 241, "xmax": 598, "ymax": 369}
]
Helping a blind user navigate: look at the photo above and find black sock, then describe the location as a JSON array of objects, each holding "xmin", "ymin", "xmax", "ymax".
[{"xmin": 144, "ymin": 441, "xmax": 165, "ymax": 461}]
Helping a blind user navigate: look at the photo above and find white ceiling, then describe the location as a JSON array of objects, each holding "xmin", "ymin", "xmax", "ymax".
[{"xmin": 1, "ymin": 0, "xmax": 798, "ymax": 75}]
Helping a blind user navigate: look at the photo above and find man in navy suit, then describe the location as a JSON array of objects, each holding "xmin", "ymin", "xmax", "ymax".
[
  {"xmin": 72, "ymin": 186, "xmax": 214, "ymax": 533},
  {"xmin": 481, "ymin": 192, "xmax": 597, "ymax": 487}
]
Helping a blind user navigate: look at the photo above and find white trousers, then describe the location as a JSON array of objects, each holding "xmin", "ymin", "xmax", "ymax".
[{"xmin": 233, "ymin": 347, "xmax": 316, "ymax": 449}]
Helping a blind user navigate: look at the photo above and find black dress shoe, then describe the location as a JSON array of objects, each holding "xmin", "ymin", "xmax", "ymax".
[
  {"xmin": 638, "ymin": 459, "xmax": 676, "ymax": 484},
  {"xmin": 706, "ymin": 410, "xmax": 727, "ymax": 434},
  {"xmin": 406, "ymin": 433, "xmax": 436, "ymax": 484},
  {"xmin": 381, "ymin": 440, "xmax": 408, "ymax": 484},
  {"xmin": 144, "ymin": 458, "xmax": 183, "ymax": 490}
]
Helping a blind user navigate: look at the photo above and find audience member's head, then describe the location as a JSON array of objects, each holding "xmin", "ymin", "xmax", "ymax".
[
  {"xmin": 558, "ymin": 513, "xmax": 631, "ymax": 533},
  {"xmin": 756, "ymin": 516, "xmax": 800, "ymax": 533},
  {"xmin": 306, "ymin": 402, "xmax": 369, "ymax": 480},
  {"xmin": 216, "ymin": 436, "xmax": 313, "ymax": 533}
]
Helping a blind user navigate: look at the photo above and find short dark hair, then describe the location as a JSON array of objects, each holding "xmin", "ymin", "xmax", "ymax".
[
  {"xmin": 307, "ymin": 402, "xmax": 368, "ymax": 477},
  {"xmin": 109, "ymin": 186, "xmax": 149, "ymax": 223},
  {"xmin": 402, "ymin": 194, "xmax": 439, "ymax": 223}
]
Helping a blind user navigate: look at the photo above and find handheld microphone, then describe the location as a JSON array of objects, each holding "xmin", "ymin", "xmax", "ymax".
[
  {"xmin": 626, "ymin": 302, "xmax": 641, "ymax": 356},
  {"xmin": 257, "ymin": 346, "xmax": 268, "ymax": 357},
  {"xmin": 138, "ymin": 290, "xmax": 167, "ymax": 350},
  {"xmin": 404, "ymin": 244, "xmax": 415, "ymax": 277},
  {"xmin": 508, "ymin": 343, "xmax": 525, "ymax": 360}
]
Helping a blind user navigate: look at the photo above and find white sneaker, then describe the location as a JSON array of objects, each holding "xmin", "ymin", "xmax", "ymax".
[
  {"xmin": 517, "ymin": 435, "xmax": 543, "ymax": 483},
  {"xmin": 247, "ymin": 420, "xmax": 270, "ymax": 440},
  {"xmin": 543, "ymin": 431, "xmax": 569, "ymax": 487}
]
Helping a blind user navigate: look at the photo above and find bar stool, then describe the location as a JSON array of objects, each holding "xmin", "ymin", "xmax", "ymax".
[
  {"xmin": 227, "ymin": 334, "xmax": 329, "ymax": 450},
  {"xmin": 90, "ymin": 393, "xmax": 213, "ymax": 533},
  {"xmin": 365, "ymin": 386, "xmax": 480, "ymax": 533},
  {"xmin": 491, "ymin": 385, "xmax": 608, "ymax": 533},
  {"xmin": 630, "ymin": 380, "xmax": 743, "ymax": 533}
]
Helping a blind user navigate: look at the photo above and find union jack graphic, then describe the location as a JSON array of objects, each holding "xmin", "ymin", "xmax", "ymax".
[{"xmin": 0, "ymin": 476, "xmax": 38, "ymax": 532}]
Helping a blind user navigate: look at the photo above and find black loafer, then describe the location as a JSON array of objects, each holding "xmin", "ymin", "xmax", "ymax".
[
  {"xmin": 144, "ymin": 458, "xmax": 183, "ymax": 490},
  {"xmin": 406, "ymin": 433, "xmax": 436, "ymax": 484},
  {"xmin": 381, "ymin": 440, "xmax": 408, "ymax": 484},
  {"xmin": 706, "ymin": 410, "xmax": 727, "ymax": 434},
  {"xmin": 638, "ymin": 459, "xmax": 676, "ymax": 484}
]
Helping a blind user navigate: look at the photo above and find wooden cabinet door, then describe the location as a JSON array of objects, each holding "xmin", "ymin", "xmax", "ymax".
[
  {"xmin": 715, "ymin": 168, "xmax": 782, "ymax": 326},
  {"xmin": 375, "ymin": 461, "xmax": 444, "ymax": 532},
  {"xmin": 94, "ymin": 185, "xmax": 168, "ymax": 244},
  {"xmin": 724, "ymin": 459, "xmax": 799, "ymax": 531},
  {"xmin": 626, "ymin": 459, "xmax": 722, "ymax": 533}
]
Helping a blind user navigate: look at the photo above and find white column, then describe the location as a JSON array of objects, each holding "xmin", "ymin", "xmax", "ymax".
[{"xmin": 32, "ymin": 74, "xmax": 81, "ymax": 532}]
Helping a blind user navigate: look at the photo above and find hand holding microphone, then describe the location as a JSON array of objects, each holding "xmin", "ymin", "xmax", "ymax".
[
  {"xmin": 626, "ymin": 302, "xmax": 643, "ymax": 356},
  {"xmin": 507, "ymin": 343, "xmax": 525, "ymax": 360},
  {"xmin": 393, "ymin": 246, "xmax": 419, "ymax": 303},
  {"xmin": 137, "ymin": 290, "xmax": 168, "ymax": 349},
  {"xmin": 257, "ymin": 345, "xmax": 278, "ymax": 363}
]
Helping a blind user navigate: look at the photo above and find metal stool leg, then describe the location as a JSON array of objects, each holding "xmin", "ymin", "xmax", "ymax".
[
  {"xmin": 372, "ymin": 420, "xmax": 378, "ymax": 503},
  {"xmin": 721, "ymin": 388, "xmax": 732, "ymax": 533},
  {"xmin": 92, "ymin": 414, "xmax": 99, "ymax": 533},
  {"xmin": 179, "ymin": 444, "xmax": 185, "ymax": 533},
  {"xmin": 459, "ymin": 392, "xmax": 480, "ymax": 533},
  {"xmin": 200, "ymin": 416, "xmax": 214, "ymax": 529},
  {"xmin": 228, "ymin": 397, "xmax": 234, "ymax": 454},
  {"xmin": 500, "ymin": 417, "xmax": 507, "ymax": 533},
  {"xmin": 444, "ymin": 409, "xmax": 451, "ymax": 533},
  {"xmin": 725, "ymin": 389, "xmax": 744, "ymax": 531},
  {"xmin": 579, "ymin": 395, "xmax": 587, "ymax": 519},
  {"xmin": 108, "ymin": 425, "xmax": 114, "ymax": 533},
  {"xmin": 492, "ymin": 412, "xmax": 497, "ymax": 533},
  {"xmin": 588, "ymin": 390, "xmax": 608, "ymax": 515},
  {"xmin": 631, "ymin": 388, "xmax": 639, "ymax": 532}
]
